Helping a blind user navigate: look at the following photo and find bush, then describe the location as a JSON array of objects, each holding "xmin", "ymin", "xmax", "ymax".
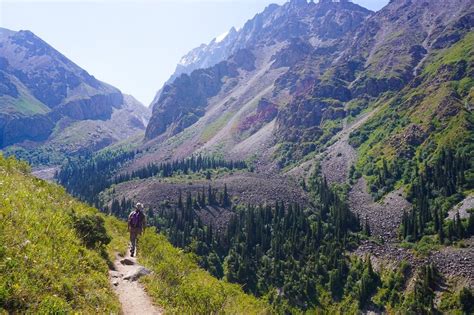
[
  {"xmin": 37, "ymin": 296, "xmax": 72, "ymax": 315},
  {"xmin": 73, "ymin": 214, "xmax": 111, "ymax": 249}
]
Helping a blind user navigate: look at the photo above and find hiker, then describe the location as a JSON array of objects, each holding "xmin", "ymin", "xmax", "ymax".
[{"xmin": 128, "ymin": 202, "xmax": 147, "ymax": 257}]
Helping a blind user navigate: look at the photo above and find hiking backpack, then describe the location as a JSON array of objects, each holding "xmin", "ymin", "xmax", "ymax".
[{"xmin": 130, "ymin": 210, "xmax": 141, "ymax": 228}]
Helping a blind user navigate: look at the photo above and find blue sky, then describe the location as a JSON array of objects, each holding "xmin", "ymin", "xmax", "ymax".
[{"xmin": 0, "ymin": 0, "xmax": 388, "ymax": 106}]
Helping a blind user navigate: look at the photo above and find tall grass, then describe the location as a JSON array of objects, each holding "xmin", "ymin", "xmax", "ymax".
[{"xmin": 0, "ymin": 155, "xmax": 120, "ymax": 313}]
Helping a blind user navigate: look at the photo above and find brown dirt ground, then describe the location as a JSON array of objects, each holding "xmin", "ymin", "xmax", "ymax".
[{"xmin": 109, "ymin": 252, "xmax": 162, "ymax": 315}]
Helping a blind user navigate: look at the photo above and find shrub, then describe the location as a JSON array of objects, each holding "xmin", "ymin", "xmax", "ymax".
[
  {"xmin": 73, "ymin": 214, "xmax": 111, "ymax": 249},
  {"xmin": 37, "ymin": 296, "xmax": 72, "ymax": 315}
]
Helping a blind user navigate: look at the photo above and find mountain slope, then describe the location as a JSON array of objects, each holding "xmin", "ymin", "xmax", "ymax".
[
  {"xmin": 143, "ymin": 0, "xmax": 372, "ymax": 166},
  {"xmin": 139, "ymin": 0, "xmax": 473, "ymax": 182},
  {"xmin": 351, "ymin": 31, "xmax": 474, "ymax": 194},
  {"xmin": 0, "ymin": 28, "xmax": 150, "ymax": 164},
  {"xmin": 0, "ymin": 155, "xmax": 120, "ymax": 313},
  {"xmin": 0, "ymin": 154, "xmax": 269, "ymax": 313}
]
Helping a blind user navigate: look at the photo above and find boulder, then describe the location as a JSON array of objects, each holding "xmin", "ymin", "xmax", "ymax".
[
  {"xmin": 120, "ymin": 258, "xmax": 135, "ymax": 266},
  {"xmin": 123, "ymin": 266, "xmax": 152, "ymax": 282}
]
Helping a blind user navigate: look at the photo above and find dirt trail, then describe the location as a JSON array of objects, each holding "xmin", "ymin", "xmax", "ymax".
[{"xmin": 109, "ymin": 252, "xmax": 162, "ymax": 315}]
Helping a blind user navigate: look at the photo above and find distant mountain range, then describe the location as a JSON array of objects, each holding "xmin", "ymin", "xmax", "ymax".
[
  {"xmin": 143, "ymin": 0, "xmax": 473, "ymax": 170},
  {"xmin": 0, "ymin": 27, "xmax": 149, "ymax": 162}
]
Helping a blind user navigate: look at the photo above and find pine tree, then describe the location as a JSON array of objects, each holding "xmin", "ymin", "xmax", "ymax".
[
  {"xmin": 177, "ymin": 190, "xmax": 183, "ymax": 211},
  {"xmin": 223, "ymin": 184, "xmax": 230, "ymax": 207},
  {"xmin": 208, "ymin": 184, "xmax": 213, "ymax": 205},
  {"xmin": 364, "ymin": 216, "xmax": 372, "ymax": 237},
  {"xmin": 438, "ymin": 223, "xmax": 445, "ymax": 244},
  {"xmin": 467, "ymin": 212, "xmax": 474, "ymax": 236},
  {"xmin": 433, "ymin": 208, "xmax": 440, "ymax": 232},
  {"xmin": 455, "ymin": 212, "xmax": 465, "ymax": 239}
]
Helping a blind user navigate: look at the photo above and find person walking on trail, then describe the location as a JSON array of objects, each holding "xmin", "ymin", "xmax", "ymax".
[{"xmin": 128, "ymin": 202, "xmax": 147, "ymax": 257}]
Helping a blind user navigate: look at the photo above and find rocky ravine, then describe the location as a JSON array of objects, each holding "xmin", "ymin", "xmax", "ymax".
[
  {"xmin": 286, "ymin": 108, "xmax": 378, "ymax": 182},
  {"xmin": 319, "ymin": 110, "xmax": 377, "ymax": 185},
  {"xmin": 349, "ymin": 177, "xmax": 411, "ymax": 242}
]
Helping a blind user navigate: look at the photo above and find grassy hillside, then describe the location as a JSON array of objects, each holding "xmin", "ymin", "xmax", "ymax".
[
  {"xmin": 0, "ymin": 154, "xmax": 268, "ymax": 314},
  {"xmin": 0, "ymin": 154, "xmax": 119, "ymax": 313},
  {"xmin": 350, "ymin": 32, "xmax": 474, "ymax": 200},
  {"xmin": 0, "ymin": 76, "xmax": 50, "ymax": 116}
]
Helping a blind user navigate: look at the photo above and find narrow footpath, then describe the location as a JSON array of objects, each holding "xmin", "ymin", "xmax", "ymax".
[{"xmin": 109, "ymin": 252, "xmax": 162, "ymax": 315}]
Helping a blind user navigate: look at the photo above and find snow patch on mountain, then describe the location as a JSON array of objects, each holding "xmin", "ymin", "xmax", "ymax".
[{"xmin": 215, "ymin": 30, "xmax": 229, "ymax": 43}]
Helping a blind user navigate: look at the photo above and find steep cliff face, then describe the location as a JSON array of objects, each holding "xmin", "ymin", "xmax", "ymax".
[
  {"xmin": 0, "ymin": 114, "xmax": 54, "ymax": 147},
  {"xmin": 145, "ymin": 49, "xmax": 255, "ymax": 140},
  {"xmin": 0, "ymin": 28, "xmax": 151, "ymax": 164},
  {"xmin": 0, "ymin": 27, "xmax": 126, "ymax": 148}
]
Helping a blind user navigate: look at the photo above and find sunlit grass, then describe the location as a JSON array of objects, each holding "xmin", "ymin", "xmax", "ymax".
[{"xmin": 0, "ymin": 154, "xmax": 120, "ymax": 313}]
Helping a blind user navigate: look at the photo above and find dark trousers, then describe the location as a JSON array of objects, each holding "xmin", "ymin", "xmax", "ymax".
[{"xmin": 129, "ymin": 228, "xmax": 141, "ymax": 256}]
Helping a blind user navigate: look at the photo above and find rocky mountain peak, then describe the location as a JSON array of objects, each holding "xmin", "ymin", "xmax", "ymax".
[
  {"xmin": 289, "ymin": 0, "xmax": 308, "ymax": 7},
  {"xmin": 146, "ymin": 0, "xmax": 374, "ymax": 142},
  {"xmin": 151, "ymin": 0, "xmax": 372, "ymax": 108}
]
